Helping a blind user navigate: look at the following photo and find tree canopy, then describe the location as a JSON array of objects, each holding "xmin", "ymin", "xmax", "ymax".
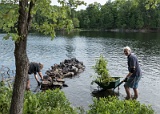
[{"xmin": 76, "ymin": 0, "xmax": 160, "ymax": 30}]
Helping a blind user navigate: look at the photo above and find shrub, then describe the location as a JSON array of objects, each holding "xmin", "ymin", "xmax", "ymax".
[
  {"xmin": 91, "ymin": 55, "xmax": 115, "ymax": 85},
  {"xmin": 0, "ymin": 81, "xmax": 12, "ymax": 114},
  {"xmin": 0, "ymin": 81, "xmax": 77, "ymax": 114},
  {"xmin": 23, "ymin": 89, "xmax": 77, "ymax": 114},
  {"xmin": 87, "ymin": 96, "xmax": 154, "ymax": 114}
]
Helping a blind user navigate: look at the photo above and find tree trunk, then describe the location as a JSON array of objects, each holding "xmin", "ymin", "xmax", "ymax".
[
  {"xmin": 10, "ymin": 40, "xmax": 29, "ymax": 114},
  {"xmin": 10, "ymin": 0, "xmax": 29, "ymax": 114}
]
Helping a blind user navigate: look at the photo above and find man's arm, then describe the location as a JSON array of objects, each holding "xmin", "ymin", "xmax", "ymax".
[
  {"xmin": 34, "ymin": 74, "xmax": 39, "ymax": 82},
  {"xmin": 34, "ymin": 73, "xmax": 42, "ymax": 86},
  {"xmin": 38, "ymin": 72, "xmax": 43, "ymax": 80},
  {"xmin": 34, "ymin": 72, "xmax": 43, "ymax": 82},
  {"xmin": 126, "ymin": 72, "xmax": 133, "ymax": 78}
]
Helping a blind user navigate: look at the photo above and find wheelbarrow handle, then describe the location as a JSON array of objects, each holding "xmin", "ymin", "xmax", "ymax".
[
  {"xmin": 114, "ymin": 77, "xmax": 128, "ymax": 89},
  {"xmin": 114, "ymin": 80, "xmax": 124, "ymax": 89}
]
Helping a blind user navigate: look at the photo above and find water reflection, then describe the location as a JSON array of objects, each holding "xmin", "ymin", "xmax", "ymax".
[
  {"xmin": 64, "ymin": 37, "xmax": 76, "ymax": 58},
  {"xmin": 91, "ymin": 89, "xmax": 120, "ymax": 98}
]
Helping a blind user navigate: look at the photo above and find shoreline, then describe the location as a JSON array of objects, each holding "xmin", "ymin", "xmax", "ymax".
[{"xmin": 78, "ymin": 28, "xmax": 160, "ymax": 33}]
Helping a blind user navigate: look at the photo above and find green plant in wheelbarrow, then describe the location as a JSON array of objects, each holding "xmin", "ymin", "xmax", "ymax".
[{"xmin": 91, "ymin": 55, "xmax": 120, "ymax": 89}]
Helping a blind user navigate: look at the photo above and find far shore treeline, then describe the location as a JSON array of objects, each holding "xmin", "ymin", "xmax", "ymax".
[{"xmin": 0, "ymin": 0, "xmax": 160, "ymax": 33}]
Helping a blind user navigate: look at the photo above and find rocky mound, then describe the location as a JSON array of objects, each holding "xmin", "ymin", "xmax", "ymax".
[{"xmin": 41, "ymin": 58, "xmax": 85, "ymax": 90}]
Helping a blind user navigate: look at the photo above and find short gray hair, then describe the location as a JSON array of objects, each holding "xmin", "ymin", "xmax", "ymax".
[{"xmin": 123, "ymin": 46, "xmax": 131, "ymax": 52}]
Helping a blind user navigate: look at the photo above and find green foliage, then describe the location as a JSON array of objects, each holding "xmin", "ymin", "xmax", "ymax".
[
  {"xmin": 0, "ymin": 0, "xmax": 85, "ymax": 40},
  {"xmin": 76, "ymin": 0, "xmax": 160, "ymax": 30},
  {"xmin": 101, "ymin": 3, "xmax": 117, "ymax": 29},
  {"xmin": 87, "ymin": 96, "xmax": 155, "ymax": 114},
  {"xmin": 31, "ymin": 0, "xmax": 85, "ymax": 39},
  {"xmin": 145, "ymin": 0, "xmax": 160, "ymax": 9},
  {"xmin": 0, "ymin": 84, "xmax": 77, "ymax": 114},
  {"xmin": 91, "ymin": 55, "xmax": 115, "ymax": 85},
  {"xmin": 72, "ymin": 18, "xmax": 80, "ymax": 28},
  {"xmin": 0, "ymin": 82, "xmax": 12, "ymax": 114},
  {"xmin": 1, "ymin": 0, "xmax": 159, "ymax": 33},
  {"xmin": 77, "ymin": 10, "xmax": 90, "ymax": 28},
  {"xmin": 23, "ymin": 89, "xmax": 77, "ymax": 114},
  {"xmin": 58, "ymin": 0, "xmax": 86, "ymax": 9},
  {"xmin": 0, "ymin": 3, "xmax": 18, "ymax": 33},
  {"xmin": 0, "ymin": 83, "xmax": 155, "ymax": 114},
  {"xmin": 85, "ymin": 2, "xmax": 101, "ymax": 29}
]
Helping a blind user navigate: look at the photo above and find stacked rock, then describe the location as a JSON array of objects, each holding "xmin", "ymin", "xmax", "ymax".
[{"xmin": 41, "ymin": 58, "xmax": 85, "ymax": 90}]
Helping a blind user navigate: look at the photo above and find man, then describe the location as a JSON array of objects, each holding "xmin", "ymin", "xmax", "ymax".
[
  {"xmin": 123, "ymin": 46, "xmax": 142, "ymax": 100},
  {"xmin": 26, "ymin": 62, "xmax": 44, "ymax": 90}
]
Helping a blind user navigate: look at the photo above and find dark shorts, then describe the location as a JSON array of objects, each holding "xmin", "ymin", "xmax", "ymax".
[{"xmin": 124, "ymin": 76, "xmax": 141, "ymax": 89}]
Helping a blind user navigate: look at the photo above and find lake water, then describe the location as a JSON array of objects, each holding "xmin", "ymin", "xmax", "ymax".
[{"xmin": 0, "ymin": 31, "xmax": 160, "ymax": 113}]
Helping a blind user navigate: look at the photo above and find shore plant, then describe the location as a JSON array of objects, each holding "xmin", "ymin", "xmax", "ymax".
[
  {"xmin": 0, "ymin": 81, "xmax": 78, "ymax": 114},
  {"xmin": 87, "ymin": 96, "xmax": 154, "ymax": 114},
  {"xmin": 91, "ymin": 55, "xmax": 115, "ymax": 86}
]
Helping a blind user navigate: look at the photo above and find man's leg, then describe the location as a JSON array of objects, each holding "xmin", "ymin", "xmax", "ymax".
[
  {"xmin": 124, "ymin": 85, "xmax": 131, "ymax": 99},
  {"xmin": 133, "ymin": 88, "xmax": 138, "ymax": 99},
  {"xmin": 26, "ymin": 80, "xmax": 30, "ymax": 90},
  {"xmin": 132, "ymin": 76, "xmax": 141, "ymax": 99}
]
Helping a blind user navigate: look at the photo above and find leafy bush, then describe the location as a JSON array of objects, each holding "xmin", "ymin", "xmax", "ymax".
[
  {"xmin": 0, "ymin": 81, "xmax": 12, "ymax": 114},
  {"xmin": 91, "ymin": 55, "xmax": 115, "ymax": 85},
  {"xmin": 87, "ymin": 96, "xmax": 154, "ymax": 114},
  {"xmin": 23, "ymin": 89, "xmax": 77, "ymax": 114},
  {"xmin": 0, "ymin": 81, "xmax": 77, "ymax": 114}
]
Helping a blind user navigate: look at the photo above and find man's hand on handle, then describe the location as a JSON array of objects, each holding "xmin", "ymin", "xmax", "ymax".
[{"xmin": 123, "ymin": 77, "xmax": 128, "ymax": 82}]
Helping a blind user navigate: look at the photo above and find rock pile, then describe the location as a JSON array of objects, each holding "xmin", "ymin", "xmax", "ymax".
[{"xmin": 41, "ymin": 58, "xmax": 85, "ymax": 90}]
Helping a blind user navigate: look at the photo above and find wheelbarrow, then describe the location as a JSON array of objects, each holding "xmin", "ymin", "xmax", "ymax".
[
  {"xmin": 95, "ymin": 77, "xmax": 121, "ymax": 90},
  {"xmin": 95, "ymin": 77, "xmax": 128, "ymax": 90}
]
